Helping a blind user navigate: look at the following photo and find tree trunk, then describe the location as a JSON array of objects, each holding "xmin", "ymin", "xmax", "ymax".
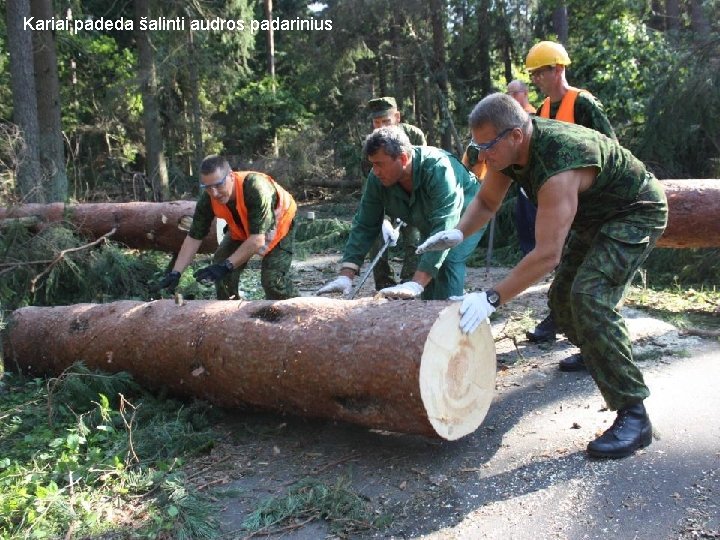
[
  {"xmin": 264, "ymin": 0, "xmax": 279, "ymax": 157},
  {"xmin": 186, "ymin": 29, "xmax": 204, "ymax": 175},
  {"xmin": 31, "ymin": 0, "xmax": 68, "ymax": 203},
  {"xmin": 5, "ymin": 0, "xmax": 43, "ymax": 202},
  {"xmin": 430, "ymin": 0, "xmax": 452, "ymax": 151},
  {"xmin": 134, "ymin": 0, "xmax": 170, "ymax": 201},
  {"xmin": 688, "ymin": 0, "xmax": 710, "ymax": 38},
  {"xmin": 476, "ymin": 0, "xmax": 492, "ymax": 98},
  {"xmin": 1, "ymin": 180, "xmax": 717, "ymax": 250},
  {"xmin": 656, "ymin": 180, "xmax": 720, "ymax": 248},
  {"xmin": 552, "ymin": 4, "xmax": 569, "ymax": 44},
  {"xmin": 4, "ymin": 298, "xmax": 497, "ymax": 440},
  {"xmin": 665, "ymin": 0, "xmax": 680, "ymax": 33},
  {"xmin": 0, "ymin": 201, "xmax": 218, "ymax": 253}
]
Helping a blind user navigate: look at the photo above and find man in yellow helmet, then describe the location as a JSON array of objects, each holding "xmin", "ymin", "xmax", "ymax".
[{"xmin": 524, "ymin": 41, "xmax": 616, "ymax": 372}]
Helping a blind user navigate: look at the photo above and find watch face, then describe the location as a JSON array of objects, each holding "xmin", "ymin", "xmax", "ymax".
[{"xmin": 487, "ymin": 290, "xmax": 500, "ymax": 306}]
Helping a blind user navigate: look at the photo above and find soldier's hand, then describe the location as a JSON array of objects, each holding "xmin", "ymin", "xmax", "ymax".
[
  {"xmin": 377, "ymin": 281, "xmax": 424, "ymax": 299},
  {"xmin": 450, "ymin": 292, "xmax": 496, "ymax": 334},
  {"xmin": 316, "ymin": 275, "xmax": 352, "ymax": 296},
  {"xmin": 194, "ymin": 262, "xmax": 232, "ymax": 284},
  {"xmin": 152, "ymin": 270, "xmax": 181, "ymax": 293},
  {"xmin": 416, "ymin": 229, "xmax": 464, "ymax": 254},
  {"xmin": 381, "ymin": 219, "xmax": 400, "ymax": 247}
]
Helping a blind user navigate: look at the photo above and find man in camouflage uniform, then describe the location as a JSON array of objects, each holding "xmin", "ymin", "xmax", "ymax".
[
  {"xmin": 418, "ymin": 94, "xmax": 667, "ymax": 458},
  {"xmin": 363, "ymin": 97, "xmax": 426, "ymax": 291},
  {"xmin": 154, "ymin": 155, "xmax": 299, "ymax": 300},
  {"xmin": 318, "ymin": 126, "xmax": 486, "ymax": 300},
  {"xmin": 525, "ymin": 41, "xmax": 617, "ymax": 360}
]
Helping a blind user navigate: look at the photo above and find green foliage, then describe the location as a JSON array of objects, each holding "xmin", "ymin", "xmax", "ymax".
[
  {"xmin": 568, "ymin": 14, "xmax": 674, "ymax": 129},
  {"xmin": 0, "ymin": 222, "xmax": 165, "ymax": 311},
  {"xmin": 294, "ymin": 218, "xmax": 352, "ymax": 257},
  {"xmin": 242, "ymin": 477, "xmax": 381, "ymax": 535},
  {"xmin": 635, "ymin": 38, "xmax": 720, "ymax": 178},
  {"xmin": 0, "ymin": 365, "xmax": 219, "ymax": 539}
]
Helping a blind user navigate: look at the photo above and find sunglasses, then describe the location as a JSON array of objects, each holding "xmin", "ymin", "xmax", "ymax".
[
  {"xmin": 199, "ymin": 168, "xmax": 230, "ymax": 190},
  {"xmin": 468, "ymin": 127, "xmax": 514, "ymax": 153}
]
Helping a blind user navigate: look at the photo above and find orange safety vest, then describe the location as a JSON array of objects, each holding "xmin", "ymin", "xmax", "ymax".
[
  {"xmin": 210, "ymin": 171, "xmax": 297, "ymax": 256},
  {"xmin": 539, "ymin": 87, "xmax": 586, "ymax": 123},
  {"xmin": 461, "ymin": 150, "xmax": 487, "ymax": 180}
]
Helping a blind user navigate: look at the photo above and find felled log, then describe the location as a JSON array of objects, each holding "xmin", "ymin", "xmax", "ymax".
[
  {"xmin": 3, "ymin": 297, "xmax": 497, "ymax": 440},
  {"xmin": 0, "ymin": 202, "xmax": 218, "ymax": 253},
  {"xmin": 657, "ymin": 180, "xmax": 720, "ymax": 248}
]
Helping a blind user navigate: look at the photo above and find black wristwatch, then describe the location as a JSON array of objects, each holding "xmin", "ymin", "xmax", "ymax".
[
  {"xmin": 222, "ymin": 259, "xmax": 235, "ymax": 271},
  {"xmin": 485, "ymin": 288, "xmax": 501, "ymax": 308}
]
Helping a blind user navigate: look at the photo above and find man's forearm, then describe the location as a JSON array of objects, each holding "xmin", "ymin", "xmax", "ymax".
[
  {"xmin": 227, "ymin": 233, "xmax": 265, "ymax": 268},
  {"xmin": 173, "ymin": 237, "xmax": 203, "ymax": 273}
]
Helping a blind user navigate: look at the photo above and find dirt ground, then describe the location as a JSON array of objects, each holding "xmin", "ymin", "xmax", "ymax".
[{"xmin": 186, "ymin": 248, "xmax": 720, "ymax": 540}]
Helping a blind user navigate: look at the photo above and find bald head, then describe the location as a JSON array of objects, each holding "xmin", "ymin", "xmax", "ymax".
[{"xmin": 507, "ymin": 80, "xmax": 529, "ymax": 95}]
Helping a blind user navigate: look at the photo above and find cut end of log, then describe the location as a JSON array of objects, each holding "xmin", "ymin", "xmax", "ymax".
[{"xmin": 420, "ymin": 304, "xmax": 496, "ymax": 440}]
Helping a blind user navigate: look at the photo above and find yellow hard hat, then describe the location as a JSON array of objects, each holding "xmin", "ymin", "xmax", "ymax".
[{"xmin": 525, "ymin": 41, "xmax": 571, "ymax": 70}]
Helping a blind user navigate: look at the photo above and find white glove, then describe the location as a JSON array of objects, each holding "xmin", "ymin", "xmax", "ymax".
[
  {"xmin": 316, "ymin": 275, "xmax": 352, "ymax": 296},
  {"xmin": 416, "ymin": 229, "xmax": 464, "ymax": 254},
  {"xmin": 378, "ymin": 281, "xmax": 424, "ymax": 299},
  {"xmin": 381, "ymin": 219, "xmax": 399, "ymax": 247},
  {"xmin": 452, "ymin": 292, "xmax": 496, "ymax": 334}
]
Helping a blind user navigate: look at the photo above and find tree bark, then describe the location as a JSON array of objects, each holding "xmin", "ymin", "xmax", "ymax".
[
  {"xmin": 430, "ymin": 0, "xmax": 451, "ymax": 151},
  {"xmin": 31, "ymin": 0, "xmax": 68, "ymax": 203},
  {"xmin": 5, "ymin": 0, "xmax": 44, "ymax": 202},
  {"xmin": 3, "ymin": 298, "xmax": 498, "ymax": 440},
  {"xmin": 656, "ymin": 180, "xmax": 720, "ymax": 248},
  {"xmin": 688, "ymin": 0, "xmax": 710, "ymax": 38},
  {"xmin": 1, "ymin": 180, "xmax": 717, "ymax": 250},
  {"xmin": 552, "ymin": 4, "xmax": 569, "ymax": 44},
  {"xmin": 476, "ymin": 0, "xmax": 492, "ymax": 98},
  {"xmin": 0, "ymin": 201, "xmax": 218, "ymax": 253},
  {"xmin": 134, "ymin": 0, "xmax": 170, "ymax": 201}
]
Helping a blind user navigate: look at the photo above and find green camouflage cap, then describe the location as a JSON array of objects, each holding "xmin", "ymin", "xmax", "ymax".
[{"xmin": 367, "ymin": 96, "xmax": 398, "ymax": 119}]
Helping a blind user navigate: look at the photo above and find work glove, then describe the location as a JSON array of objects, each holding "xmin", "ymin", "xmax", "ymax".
[
  {"xmin": 153, "ymin": 270, "xmax": 181, "ymax": 293},
  {"xmin": 450, "ymin": 292, "xmax": 496, "ymax": 334},
  {"xmin": 381, "ymin": 219, "xmax": 399, "ymax": 247},
  {"xmin": 416, "ymin": 229, "xmax": 464, "ymax": 254},
  {"xmin": 194, "ymin": 262, "xmax": 232, "ymax": 284},
  {"xmin": 316, "ymin": 275, "xmax": 353, "ymax": 296},
  {"xmin": 378, "ymin": 281, "xmax": 424, "ymax": 299}
]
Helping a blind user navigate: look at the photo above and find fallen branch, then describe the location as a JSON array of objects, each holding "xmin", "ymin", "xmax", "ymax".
[{"xmin": 29, "ymin": 227, "xmax": 117, "ymax": 293}]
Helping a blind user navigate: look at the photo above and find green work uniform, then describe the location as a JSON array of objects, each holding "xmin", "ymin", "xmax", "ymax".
[
  {"xmin": 367, "ymin": 123, "xmax": 427, "ymax": 289},
  {"xmin": 502, "ymin": 117, "xmax": 668, "ymax": 410},
  {"xmin": 345, "ymin": 146, "xmax": 486, "ymax": 300},
  {"xmin": 189, "ymin": 174, "xmax": 299, "ymax": 300}
]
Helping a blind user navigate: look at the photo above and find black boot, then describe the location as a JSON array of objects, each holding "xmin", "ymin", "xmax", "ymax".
[
  {"xmin": 587, "ymin": 403, "xmax": 652, "ymax": 459},
  {"xmin": 526, "ymin": 313, "xmax": 558, "ymax": 343},
  {"xmin": 558, "ymin": 353, "xmax": 588, "ymax": 372}
]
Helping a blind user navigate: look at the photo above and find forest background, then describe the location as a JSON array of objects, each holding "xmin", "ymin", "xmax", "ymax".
[
  {"xmin": 2, "ymin": 0, "xmax": 719, "ymax": 208},
  {"xmin": 0, "ymin": 1, "xmax": 719, "ymax": 538}
]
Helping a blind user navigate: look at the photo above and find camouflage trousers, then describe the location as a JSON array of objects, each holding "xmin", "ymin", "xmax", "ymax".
[
  {"xmin": 549, "ymin": 186, "xmax": 667, "ymax": 410},
  {"xmin": 212, "ymin": 221, "xmax": 299, "ymax": 300},
  {"xmin": 369, "ymin": 225, "xmax": 421, "ymax": 290}
]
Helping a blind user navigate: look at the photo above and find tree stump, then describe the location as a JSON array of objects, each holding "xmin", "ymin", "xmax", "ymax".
[{"xmin": 3, "ymin": 297, "xmax": 497, "ymax": 440}]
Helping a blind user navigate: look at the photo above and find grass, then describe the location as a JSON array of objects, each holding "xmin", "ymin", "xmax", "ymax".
[
  {"xmin": 0, "ymin": 364, "xmax": 220, "ymax": 539},
  {"xmin": 625, "ymin": 283, "xmax": 720, "ymax": 332}
]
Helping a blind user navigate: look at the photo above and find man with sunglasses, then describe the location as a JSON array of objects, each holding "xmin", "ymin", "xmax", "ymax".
[
  {"xmin": 154, "ymin": 155, "xmax": 299, "ymax": 300},
  {"xmin": 524, "ymin": 41, "xmax": 617, "ymax": 371},
  {"xmin": 317, "ymin": 126, "xmax": 486, "ymax": 300},
  {"xmin": 418, "ymin": 93, "xmax": 667, "ymax": 459}
]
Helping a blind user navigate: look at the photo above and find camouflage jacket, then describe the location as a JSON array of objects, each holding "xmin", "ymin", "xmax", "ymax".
[{"xmin": 501, "ymin": 117, "xmax": 667, "ymax": 233}]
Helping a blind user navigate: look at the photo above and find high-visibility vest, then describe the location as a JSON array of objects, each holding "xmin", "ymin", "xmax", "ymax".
[
  {"xmin": 210, "ymin": 171, "xmax": 297, "ymax": 256},
  {"xmin": 539, "ymin": 87, "xmax": 586, "ymax": 123}
]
